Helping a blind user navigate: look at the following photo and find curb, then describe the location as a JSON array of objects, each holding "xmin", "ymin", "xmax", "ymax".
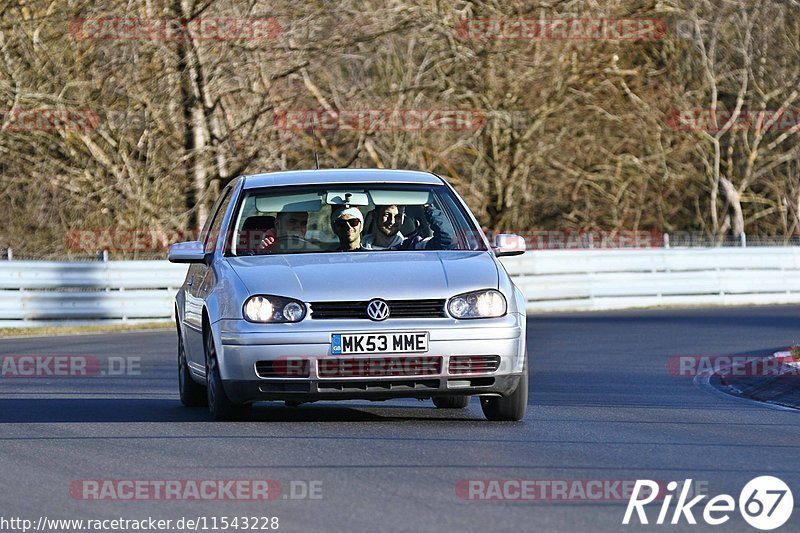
[{"xmin": 710, "ymin": 350, "xmax": 800, "ymax": 410}]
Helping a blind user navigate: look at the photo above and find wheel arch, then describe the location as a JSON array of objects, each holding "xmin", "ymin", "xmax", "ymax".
[{"xmin": 201, "ymin": 306, "xmax": 229, "ymax": 379}]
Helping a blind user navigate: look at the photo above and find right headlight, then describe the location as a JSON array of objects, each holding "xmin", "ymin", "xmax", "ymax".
[
  {"xmin": 447, "ymin": 289, "xmax": 507, "ymax": 319},
  {"xmin": 243, "ymin": 295, "xmax": 307, "ymax": 323}
]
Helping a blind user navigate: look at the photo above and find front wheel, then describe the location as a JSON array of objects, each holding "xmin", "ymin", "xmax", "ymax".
[
  {"xmin": 433, "ymin": 395, "xmax": 470, "ymax": 409},
  {"xmin": 205, "ymin": 330, "xmax": 251, "ymax": 421},
  {"xmin": 480, "ymin": 357, "xmax": 528, "ymax": 421}
]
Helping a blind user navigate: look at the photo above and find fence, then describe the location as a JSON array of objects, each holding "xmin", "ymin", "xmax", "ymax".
[
  {"xmin": 0, "ymin": 261, "xmax": 187, "ymax": 327},
  {"xmin": 500, "ymin": 247, "xmax": 800, "ymax": 312},
  {"xmin": 1, "ymin": 247, "xmax": 800, "ymax": 326}
]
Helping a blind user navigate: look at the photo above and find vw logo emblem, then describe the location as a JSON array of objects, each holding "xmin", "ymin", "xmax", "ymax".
[{"xmin": 366, "ymin": 299, "xmax": 390, "ymax": 321}]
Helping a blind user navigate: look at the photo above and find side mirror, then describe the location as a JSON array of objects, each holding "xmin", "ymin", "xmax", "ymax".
[
  {"xmin": 168, "ymin": 241, "xmax": 209, "ymax": 264},
  {"xmin": 493, "ymin": 233, "xmax": 526, "ymax": 257}
]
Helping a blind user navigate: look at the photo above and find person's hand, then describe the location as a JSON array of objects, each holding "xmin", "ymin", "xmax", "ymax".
[
  {"xmin": 258, "ymin": 228, "xmax": 278, "ymax": 251},
  {"xmin": 423, "ymin": 203, "xmax": 441, "ymax": 222},
  {"xmin": 422, "ymin": 204, "xmax": 455, "ymax": 250}
]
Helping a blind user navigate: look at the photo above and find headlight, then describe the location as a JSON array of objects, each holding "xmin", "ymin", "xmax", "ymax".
[
  {"xmin": 447, "ymin": 289, "xmax": 507, "ymax": 319},
  {"xmin": 243, "ymin": 295, "xmax": 307, "ymax": 323}
]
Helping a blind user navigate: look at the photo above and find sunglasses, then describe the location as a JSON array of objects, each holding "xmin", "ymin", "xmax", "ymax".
[{"xmin": 335, "ymin": 218, "xmax": 361, "ymax": 229}]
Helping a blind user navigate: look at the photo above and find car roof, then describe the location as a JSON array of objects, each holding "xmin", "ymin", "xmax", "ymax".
[{"xmin": 241, "ymin": 169, "xmax": 445, "ymax": 189}]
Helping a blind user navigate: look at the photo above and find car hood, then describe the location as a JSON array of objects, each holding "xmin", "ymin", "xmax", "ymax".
[{"xmin": 226, "ymin": 251, "xmax": 499, "ymax": 301}]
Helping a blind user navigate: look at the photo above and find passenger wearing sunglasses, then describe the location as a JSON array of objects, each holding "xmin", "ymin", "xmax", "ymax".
[{"xmin": 330, "ymin": 206, "xmax": 367, "ymax": 252}]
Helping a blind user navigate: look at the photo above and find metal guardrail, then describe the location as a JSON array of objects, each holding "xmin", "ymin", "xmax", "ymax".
[
  {"xmin": 1, "ymin": 247, "xmax": 799, "ymax": 326},
  {"xmin": 499, "ymin": 247, "xmax": 800, "ymax": 311},
  {"xmin": 0, "ymin": 261, "xmax": 188, "ymax": 327}
]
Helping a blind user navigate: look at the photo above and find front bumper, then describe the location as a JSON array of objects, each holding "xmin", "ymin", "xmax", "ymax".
[
  {"xmin": 213, "ymin": 314, "xmax": 526, "ymax": 402},
  {"xmin": 223, "ymin": 374, "xmax": 523, "ymax": 403}
]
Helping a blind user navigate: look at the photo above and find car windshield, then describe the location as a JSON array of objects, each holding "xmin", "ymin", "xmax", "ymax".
[{"xmin": 226, "ymin": 183, "xmax": 487, "ymax": 255}]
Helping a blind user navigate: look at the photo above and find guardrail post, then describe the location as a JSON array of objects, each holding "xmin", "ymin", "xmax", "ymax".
[
  {"xmin": 739, "ymin": 232, "xmax": 746, "ymax": 247},
  {"xmin": 5, "ymin": 248, "xmax": 11, "ymax": 260},
  {"xmin": 663, "ymin": 233, "xmax": 670, "ymax": 249}
]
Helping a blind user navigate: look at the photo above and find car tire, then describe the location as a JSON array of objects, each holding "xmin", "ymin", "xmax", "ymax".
[
  {"xmin": 178, "ymin": 325, "xmax": 206, "ymax": 407},
  {"xmin": 480, "ymin": 355, "xmax": 528, "ymax": 422},
  {"xmin": 433, "ymin": 395, "xmax": 470, "ymax": 409},
  {"xmin": 205, "ymin": 329, "xmax": 251, "ymax": 421}
]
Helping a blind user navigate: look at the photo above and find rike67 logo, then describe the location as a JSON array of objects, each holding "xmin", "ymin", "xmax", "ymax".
[{"xmin": 623, "ymin": 477, "xmax": 793, "ymax": 530}]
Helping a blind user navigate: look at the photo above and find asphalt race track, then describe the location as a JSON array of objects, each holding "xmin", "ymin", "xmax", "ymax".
[{"xmin": 1, "ymin": 305, "xmax": 799, "ymax": 532}]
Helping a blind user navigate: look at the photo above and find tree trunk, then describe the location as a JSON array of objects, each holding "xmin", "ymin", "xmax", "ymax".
[{"xmin": 719, "ymin": 176, "xmax": 744, "ymax": 236}]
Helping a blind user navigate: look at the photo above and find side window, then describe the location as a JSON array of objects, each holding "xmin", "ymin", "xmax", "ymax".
[
  {"xmin": 204, "ymin": 187, "xmax": 234, "ymax": 254},
  {"xmin": 200, "ymin": 188, "xmax": 229, "ymax": 242}
]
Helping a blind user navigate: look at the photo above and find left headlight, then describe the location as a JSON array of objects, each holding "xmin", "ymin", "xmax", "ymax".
[
  {"xmin": 447, "ymin": 289, "xmax": 507, "ymax": 319},
  {"xmin": 243, "ymin": 295, "xmax": 307, "ymax": 323}
]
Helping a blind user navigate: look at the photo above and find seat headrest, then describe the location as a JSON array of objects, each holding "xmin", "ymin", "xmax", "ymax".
[
  {"xmin": 399, "ymin": 207, "xmax": 419, "ymax": 236},
  {"xmin": 242, "ymin": 215, "xmax": 275, "ymax": 231},
  {"xmin": 239, "ymin": 215, "xmax": 276, "ymax": 253}
]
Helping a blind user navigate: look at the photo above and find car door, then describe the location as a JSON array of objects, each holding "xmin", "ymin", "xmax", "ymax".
[{"xmin": 184, "ymin": 186, "xmax": 235, "ymax": 374}]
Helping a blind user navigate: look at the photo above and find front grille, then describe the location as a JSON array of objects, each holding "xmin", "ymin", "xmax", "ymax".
[
  {"xmin": 449, "ymin": 355, "xmax": 501, "ymax": 374},
  {"xmin": 309, "ymin": 299, "xmax": 446, "ymax": 319},
  {"xmin": 318, "ymin": 356, "xmax": 442, "ymax": 378},
  {"xmin": 255, "ymin": 359, "xmax": 310, "ymax": 378}
]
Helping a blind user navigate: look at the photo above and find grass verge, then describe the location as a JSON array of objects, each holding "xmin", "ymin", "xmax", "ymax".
[{"xmin": 0, "ymin": 321, "xmax": 173, "ymax": 338}]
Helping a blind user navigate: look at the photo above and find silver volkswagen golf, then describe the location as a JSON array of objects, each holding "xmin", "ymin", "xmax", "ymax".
[{"xmin": 169, "ymin": 169, "xmax": 528, "ymax": 421}]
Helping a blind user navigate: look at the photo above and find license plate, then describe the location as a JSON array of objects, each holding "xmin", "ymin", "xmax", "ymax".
[{"xmin": 331, "ymin": 332, "xmax": 429, "ymax": 355}]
